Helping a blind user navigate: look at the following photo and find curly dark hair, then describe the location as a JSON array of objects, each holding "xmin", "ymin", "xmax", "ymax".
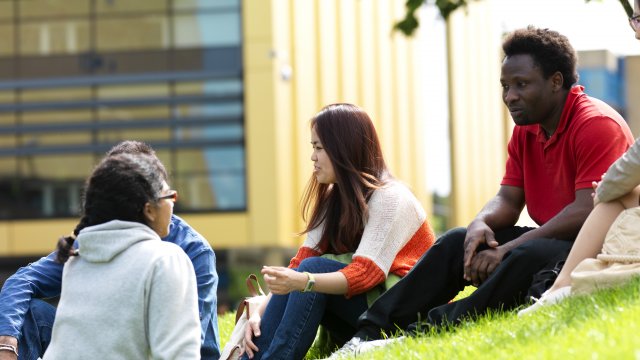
[
  {"xmin": 56, "ymin": 153, "xmax": 168, "ymax": 263},
  {"xmin": 502, "ymin": 26, "xmax": 578, "ymax": 89}
]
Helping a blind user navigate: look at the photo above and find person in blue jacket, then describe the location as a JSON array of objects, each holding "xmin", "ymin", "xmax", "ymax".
[{"xmin": 0, "ymin": 141, "xmax": 221, "ymax": 360}]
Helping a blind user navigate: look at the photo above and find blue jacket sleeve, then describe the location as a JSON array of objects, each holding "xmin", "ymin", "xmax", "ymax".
[
  {"xmin": 190, "ymin": 247, "xmax": 220, "ymax": 359},
  {"xmin": 0, "ymin": 252, "xmax": 64, "ymax": 338},
  {"xmin": 166, "ymin": 215, "xmax": 220, "ymax": 359}
]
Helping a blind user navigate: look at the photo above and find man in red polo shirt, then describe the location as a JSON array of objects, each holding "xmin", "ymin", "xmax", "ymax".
[{"xmin": 328, "ymin": 26, "xmax": 634, "ymax": 357}]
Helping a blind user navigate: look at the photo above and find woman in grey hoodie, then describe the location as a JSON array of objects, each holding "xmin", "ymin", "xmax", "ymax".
[{"xmin": 43, "ymin": 153, "xmax": 200, "ymax": 359}]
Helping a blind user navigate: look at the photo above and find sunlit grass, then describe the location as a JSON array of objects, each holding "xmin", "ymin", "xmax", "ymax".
[{"xmin": 219, "ymin": 278, "xmax": 640, "ymax": 359}]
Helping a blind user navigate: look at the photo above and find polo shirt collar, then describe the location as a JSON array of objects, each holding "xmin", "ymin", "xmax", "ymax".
[{"xmin": 523, "ymin": 85, "xmax": 585, "ymax": 143}]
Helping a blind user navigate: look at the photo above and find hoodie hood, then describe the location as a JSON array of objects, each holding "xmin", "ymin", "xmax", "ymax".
[{"xmin": 77, "ymin": 220, "xmax": 160, "ymax": 263}]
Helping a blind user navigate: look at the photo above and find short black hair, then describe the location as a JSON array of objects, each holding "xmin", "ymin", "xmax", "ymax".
[
  {"xmin": 502, "ymin": 26, "xmax": 578, "ymax": 89},
  {"xmin": 106, "ymin": 140, "xmax": 156, "ymax": 157}
]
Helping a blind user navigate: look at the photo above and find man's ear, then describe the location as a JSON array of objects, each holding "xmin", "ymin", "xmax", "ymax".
[
  {"xmin": 551, "ymin": 71, "xmax": 564, "ymax": 92},
  {"xmin": 143, "ymin": 202, "xmax": 156, "ymax": 223}
]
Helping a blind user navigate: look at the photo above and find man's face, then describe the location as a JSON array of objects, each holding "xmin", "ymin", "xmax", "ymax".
[{"xmin": 500, "ymin": 54, "xmax": 557, "ymax": 126}]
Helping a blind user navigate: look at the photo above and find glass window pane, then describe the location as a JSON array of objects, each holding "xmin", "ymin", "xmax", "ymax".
[
  {"xmin": 19, "ymin": 20, "xmax": 90, "ymax": 55},
  {"xmin": 174, "ymin": 12, "xmax": 240, "ymax": 48},
  {"xmin": 97, "ymin": 16, "xmax": 168, "ymax": 51},
  {"xmin": 0, "ymin": 24, "xmax": 14, "ymax": 56},
  {"xmin": 6, "ymin": 154, "xmax": 90, "ymax": 218},
  {"xmin": 96, "ymin": 0, "xmax": 166, "ymax": 14},
  {"xmin": 0, "ymin": 90, "xmax": 15, "ymax": 104},
  {"xmin": 98, "ymin": 84, "xmax": 170, "ymax": 99},
  {"xmin": 28, "ymin": 154, "xmax": 93, "ymax": 179},
  {"xmin": 20, "ymin": 0, "xmax": 89, "ymax": 18},
  {"xmin": 0, "ymin": 2, "xmax": 13, "ymax": 20},
  {"xmin": 0, "ymin": 157, "xmax": 17, "ymax": 177},
  {"xmin": 174, "ymin": 79, "xmax": 243, "ymax": 96},
  {"xmin": 21, "ymin": 110, "xmax": 92, "ymax": 127},
  {"xmin": 174, "ymin": 147, "xmax": 245, "ymax": 210},
  {"xmin": 22, "ymin": 132, "xmax": 92, "ymax": 147},
  {"xmin": 21, "ymin": 87, "xmax": 91, "ymax": 103},
  {"xmin": 174, "ymin": 0, "xmax": 239, "ymax": 11},
  {"xmin": 96, "ymin": 128, "xmax": 171, "ymax": 144}
]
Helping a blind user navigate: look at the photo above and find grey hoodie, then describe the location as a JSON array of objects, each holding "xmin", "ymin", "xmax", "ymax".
[{"xmin": 43, "ymin": 220, "xmax": 200, "ymax": 360}]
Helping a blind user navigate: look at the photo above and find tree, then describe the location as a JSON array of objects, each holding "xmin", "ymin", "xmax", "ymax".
[{"xmin": 395, "ymin": 0, "xmax": 634, "ymax": 36}]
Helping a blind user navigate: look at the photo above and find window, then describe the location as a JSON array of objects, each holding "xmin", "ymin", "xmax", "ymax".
[{"xmin": 0, "ymin": 0, "xmax": 245, "ymax": 219}]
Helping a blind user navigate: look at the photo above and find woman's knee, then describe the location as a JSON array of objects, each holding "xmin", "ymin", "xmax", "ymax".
[{"xmin": 297, "ymin": 257, "xmax": 346, "ymax": 273}]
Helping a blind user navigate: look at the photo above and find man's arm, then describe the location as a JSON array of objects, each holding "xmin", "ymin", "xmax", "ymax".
[
  {"xmin": 467, "ymin": 187, "xmax": 593, "ymax": 285},
  {"xmin": 0, "ymin": 252, "xmax": 64, "ymax": 342},
  {"xmin": 463, "ymin": 185, "xmax": 525, "ymax": 284}
]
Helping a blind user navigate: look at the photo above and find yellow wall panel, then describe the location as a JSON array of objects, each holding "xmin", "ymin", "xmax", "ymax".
[
  {"xmin": 9, "ymin": 219, "xmax": 77, "ymax": 256},
  {"xmin": 447, "ymin": 1, "xmax": 506, "ymax": 227},
  {"xmin": 337, "ymin": 0, "xmax": 359, "ymax": 104},
  {"xmin": 0, "ymin": 223, "xmax": 9, "ymax": 254},
  {"xmin": 317, "ymin": 0, "xmax": 340, "ymax": 105},
  {"xmin": 180, "ymin": 213, "xmax": 249, "ymax": 249}
]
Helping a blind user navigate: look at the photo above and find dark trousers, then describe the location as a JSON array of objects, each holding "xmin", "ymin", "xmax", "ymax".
[{"xmin": 355, "ymin": 226, "xmax": 573, "ymax": 340}]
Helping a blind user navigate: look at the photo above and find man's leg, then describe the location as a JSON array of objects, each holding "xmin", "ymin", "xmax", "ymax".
[
  {"xmin": 425, "ymin": 237, "xmax": 572, "ymax": 326},
  {"xmin": 18, "ymin": 299, "xmax": 56, "ymax": 360},
  {"xmin": 354, "ymin": 227, "xmax": 472, "ymax": 340}
]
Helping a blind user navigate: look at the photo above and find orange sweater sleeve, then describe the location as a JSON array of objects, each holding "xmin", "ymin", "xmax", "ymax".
[
  {"xmin": 339, "ymin": 256, "xmax": 385, "ymax": 298},
  {"xmin": 288, "ymin": 246, "xmax": 321, "ymax": 269}
]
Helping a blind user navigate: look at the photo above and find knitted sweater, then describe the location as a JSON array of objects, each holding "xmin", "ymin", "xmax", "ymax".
[
  {"xmin": 43, "ymin": 220, "xmax": 200, "ymax": 360},
  {"xmin": 597, "ymin": 138, "xmax": 640, "ymax": 203},
  {"xmin": 289, "ymin": 181, "xmax": 435, "ymax": 298}
]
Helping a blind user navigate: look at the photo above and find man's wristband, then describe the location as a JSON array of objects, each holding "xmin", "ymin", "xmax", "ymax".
[{"xmin": 0, "ymin": 343, "xmax": 18, "ymax": 356}]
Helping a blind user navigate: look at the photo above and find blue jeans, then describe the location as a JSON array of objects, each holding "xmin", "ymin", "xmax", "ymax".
[
  {"xmin": 18, "ymin": 299, "xmax": 56, "ymax": 360},
  {"xmin": 243, "ymin": 257, "xmax": 368, "ymax": 360}
]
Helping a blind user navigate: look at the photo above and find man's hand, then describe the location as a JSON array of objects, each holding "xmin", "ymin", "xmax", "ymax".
[
  {"xmin": 467, "ymin": 246, "xmax": 508, "ymax": 286},
  {"xmin": 261, "ymin": 266, "xmax": 307, "ymax": 295},
  {"xmin": 0, "ymin": 336, "xmax": 18, "ymax": 360},
  {"xmin": 463, "ymin": 220, "xmax": 499, "ymax": 283}
]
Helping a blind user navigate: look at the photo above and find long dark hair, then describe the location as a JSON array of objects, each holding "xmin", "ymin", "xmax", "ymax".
[
  {"xmin": 56, "ymin": 153, "xmax": 168, "ymax": 263},
  {"xmin": 301, "ymin": 103, "xmax": 391, "ymax": 254}
]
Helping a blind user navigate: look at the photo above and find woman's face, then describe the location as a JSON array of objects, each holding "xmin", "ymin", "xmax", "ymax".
[
  {"xmin": 310, "ymin": 126, "xmax": 337, "ymax": 184},
  {"xmin": 145, "ymin": 181, "xmax": 175, "ymax": 238},
  {"xmin": 635, "ymin": 0, "xmax": 640, "ymax": 40}
]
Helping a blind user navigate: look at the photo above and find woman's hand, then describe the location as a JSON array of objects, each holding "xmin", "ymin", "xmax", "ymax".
[
  {"xmin": 242, "ymin": 312, "xmax": 261, "ymax": 359},
  {"xmin": 261, "ymin": 266, "xmax": 307, "ymax": 294},
  {"xmin": 592, "ymin": 179, "xmax": 602, "ymax": 206}
]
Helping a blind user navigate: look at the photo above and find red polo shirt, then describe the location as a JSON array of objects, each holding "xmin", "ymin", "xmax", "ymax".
[{"xmin": 501, "ymin": 86, "xmax": 634, "ymax": 225}]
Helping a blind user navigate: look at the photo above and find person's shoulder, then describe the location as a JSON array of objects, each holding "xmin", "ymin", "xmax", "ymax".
[
  {"xmin": 370, "ymin": 180, "xmax": 419, "ymax": 206},
  {"xmin": 163, "ymin": 215, "xmax": 212, "ymax": 252}
]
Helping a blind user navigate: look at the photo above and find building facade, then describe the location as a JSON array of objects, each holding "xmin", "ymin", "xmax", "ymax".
[{"xmin": 0, "ymin": 0, "xmax": 432, "ymax": 280}]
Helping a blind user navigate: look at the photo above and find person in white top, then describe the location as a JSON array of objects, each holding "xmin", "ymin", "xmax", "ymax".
[
  {"xmin": 240, "ymin": 104, "xmax": 436, "ymax": 360},
  {"xmin": 41, "ymin": 153, "xmax": 200, "ymax": 359}
]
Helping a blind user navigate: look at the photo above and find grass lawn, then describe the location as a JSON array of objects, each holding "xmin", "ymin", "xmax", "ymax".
[{"xmin": 219, "ymin": 279, "xmax": 640, "ymax": 359}]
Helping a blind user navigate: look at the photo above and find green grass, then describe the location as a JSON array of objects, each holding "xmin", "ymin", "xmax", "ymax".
[{"xmin": 219, "ymin": 279, "xmax": 640, "ymax": 359}]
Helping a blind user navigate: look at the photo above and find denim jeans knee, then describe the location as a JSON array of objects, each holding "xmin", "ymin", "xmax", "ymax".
[
  {"xmin": 297, "ymin": 256, "xmax": 347, "ymax": 274},
  {"xmin": 18, "ymin": 299, "xmax": 56, "ymax": 360}
]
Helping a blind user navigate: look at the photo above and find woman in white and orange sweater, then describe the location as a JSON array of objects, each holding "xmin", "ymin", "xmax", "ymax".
[{"xmin": 241, "ymin": 104, "xmax": 435, "ymax": 360}]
